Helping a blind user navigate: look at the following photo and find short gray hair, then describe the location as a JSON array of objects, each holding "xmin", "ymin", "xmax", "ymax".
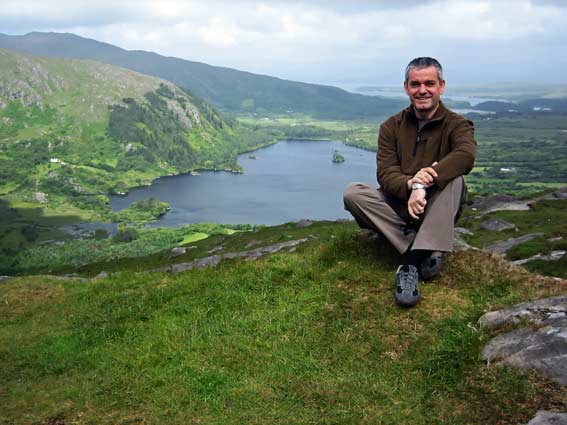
[{"xmin": 405, "ymin": 57, "xmax": 443, "ymax": 82}]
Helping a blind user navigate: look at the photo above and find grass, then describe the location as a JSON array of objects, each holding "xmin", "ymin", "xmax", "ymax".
[{"xmin": 1, "ymin": 223, "xmax": 565, "ymax": 424}]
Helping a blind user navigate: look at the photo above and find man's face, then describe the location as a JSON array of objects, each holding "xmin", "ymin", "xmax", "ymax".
[{"xmin": 404, "ymin": 66, "xmax": 445, "ymax": 117}]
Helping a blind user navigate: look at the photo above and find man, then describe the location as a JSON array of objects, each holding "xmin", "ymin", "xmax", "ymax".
[{"xmin": 343, "ymin": 57, "xmax": 476, "ymax": 307}]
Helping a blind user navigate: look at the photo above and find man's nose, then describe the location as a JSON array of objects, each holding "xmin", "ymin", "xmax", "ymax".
[{"xmin": 418, "ymin": 84, "xmax": 428, "ymax": 93}]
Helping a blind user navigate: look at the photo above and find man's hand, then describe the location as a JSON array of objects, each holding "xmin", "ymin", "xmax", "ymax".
[
  {"xmin": 408, "ymin": 188, "xmax": 427, "ymax": 219},
  {"xmin": 407, "ymin": 162, "xmax": 439, "ymax": 189}
]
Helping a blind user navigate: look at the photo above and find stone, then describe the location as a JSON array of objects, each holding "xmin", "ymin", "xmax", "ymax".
[
  {"xmin": 512, "ymin": 250, "xmax": 566, "ymax": 266},
  {"xmin": 154, "ymin": 238, "xmax": 309, "ymax": 274},
  {"xmin": 245, "ymin": 239, "xmax": 260, "ymax": 248},
  {"xmin": 455, "ymin": 227, "xmax": 474, "ymax": 236},
  {"xmin": 479, "ymin": 296, "xmax": 567, "ymax": 386},
  {"xmin": 543, "ymin": 187, "xmax": 567, "ymax": 201},
  {"xmin": 296, "ymin": 219, "xmax": 313, "ymax": 228},
  {"xmin": 485, "ymin": 233, "xmax": 545, "ymax": 255},
  {"xmin": 526, "ymin": 410, "xmax": 567, "ymax": 425},
  {"xmin": 480, "ymin": 218, "xmax": 516, "ymax": 232},
  {"xmin": 95, "ymin": 271, "xmax": 109, "ymax": 279},
  {"xmin": 170, "ymin": 247, "xmax": 186, "ymax": 258},
  {"xmin": 32, "ymin": 192, "xmax": 48, "ymax": 203}
]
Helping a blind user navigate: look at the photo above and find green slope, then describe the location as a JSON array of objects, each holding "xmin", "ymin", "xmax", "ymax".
[
  {"xmin": 0, "ymin": 49, "xmax": 277, "ymax": 216},
  {"xmin": 0, "ymin": 32, "xmax": 406, "ymax": 119},
  {"xmin": 1, "ymin": 221, "xmax": 565, "ymax": 424}
]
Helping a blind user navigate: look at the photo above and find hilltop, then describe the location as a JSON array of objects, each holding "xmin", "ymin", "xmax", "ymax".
[
  {"xmin": 0, "ymin": 32, "xmax": 406, "ymax": 119},
  {"xmin": 1, "ymin": 218, "xmax": 565, "ymax": 424}
]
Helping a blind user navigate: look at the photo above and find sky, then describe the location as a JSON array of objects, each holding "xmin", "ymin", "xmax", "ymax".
[{"xmin": 2, "ymin": 0, "xmax": 567, "ymax": 86}]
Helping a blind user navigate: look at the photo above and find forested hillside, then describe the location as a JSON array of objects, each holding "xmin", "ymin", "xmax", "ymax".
[
  {"xmin": 0, "ymin": 32, "xmax": 406, "ymax": 119},
  {"xmin": 0, "ymin": 49, "xmax": 277, "ymax": 215}
]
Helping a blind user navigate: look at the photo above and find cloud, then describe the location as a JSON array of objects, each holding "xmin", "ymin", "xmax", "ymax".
[{"xmin": 1, "ymin": 0, "xmax": 566, "ymax": 83}]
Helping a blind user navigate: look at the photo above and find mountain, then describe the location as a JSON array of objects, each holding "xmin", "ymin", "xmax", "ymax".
[
  {"xmin": 0, "ymin": 32, "xmax": 406, "ymax": 119},
  {"xmin": 0, "ymin": 48, "xmax": 273, "ymax": 213}
]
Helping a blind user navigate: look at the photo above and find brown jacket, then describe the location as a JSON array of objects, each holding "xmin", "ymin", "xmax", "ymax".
[{"xmin": 377, "ymin": 101, "xmax": 476, "ymax": 200}]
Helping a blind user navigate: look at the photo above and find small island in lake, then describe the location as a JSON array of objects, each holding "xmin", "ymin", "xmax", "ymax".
[
  {"xmin": 332, "ymin": 149, "xmax": 345, "ymax": 163},
  {"xmin": 248, "ymin": 155, "xmax": 257, "ymax": 159}
]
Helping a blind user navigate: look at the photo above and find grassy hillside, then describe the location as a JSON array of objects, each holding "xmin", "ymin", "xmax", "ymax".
[
  {"xmin": 0, "ymin": 48, "xmax": 279, "ymax": 217},
  {"xmin": 1, "ymin": 220, "xmax": 565, "ymax": 424},
  {"xmin": 0, "ymin": 32, "xmax": 406, "ymax": 119}
]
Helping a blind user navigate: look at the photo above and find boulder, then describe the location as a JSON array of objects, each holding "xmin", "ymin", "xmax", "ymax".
[
  {"xmin": 485, "ymin": 233, "xmax": 544, "ymax": 255},
  {"xmin": 479, "ymin": 296, "xmax": 567, "ymax": 386},
  {"xmin": 296, "ymin": 219, "xmax": 313, "ymax": 228},
  {"xmin": 543, "ymin": 187, "xmax": 567, "ymax": 201},
  {"xmin": 526, "ymin": 410, "xmax": 567, "ymax": 425},
  {"xmin": 33, "ymin": 192, "xmax": 48, "ymax": 203},
  {"xmin": 480, "ymin": 218, "xmax": 516, "ymax": 232},
  {"xmin": 170, "ymin": 247, "xmax": 186, "ymax": 258}
]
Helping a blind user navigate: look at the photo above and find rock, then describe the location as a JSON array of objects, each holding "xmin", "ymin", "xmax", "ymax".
[
  {"xmin": 95, "ymin": 271, "xmax": 109, "ymax": 279},
  {"xmin": 480, "ymin": 218, "xmax": 516, "ymax": 232},
  {"xmin": 296, "ymin": 219, "xmax": 313, "ymax": 228},
  {"xmin": 208, "ymin": 245, "xmax": 224, "ymax": 254},
  {"xmin": 512, "ymin": 250, "xmax": 566, "ymax": 266},
  {"xmin": 543, "ymin": 187, "xmax": 567, "ymax": 201},
  {"xmin": 471, "ymin": 194, "xmax": 531, "ymax": 213},
  {"xmin": 549, "ymin": 237, "xmax": 564, "ymax": 242},
  {"xmin": 154, "ymin": 238, "xmax": 309, "ymax": 274},
  {"xmin": 455, "ymin": 227, "xmax": 474, "ymax": 236},
  {"xmin": 0, "ymin": 276, "xmax": 11, "ymax": 282},
  {"xmin": 485, "ymin": 233, "xmax": 545, "ymax": 255},
  {"xmin": 479, "ymin": 296, "xmax": 567, "ymax": 386},
  {"xmin": 245, "ymin": 240, "xmax": 260, "ymax": 248},
  {"xmin": 526, "ymin": 410, "xmax": 567, "ymax": 424},
  {"xmin": 170, "ymin": 247, "xmax": 186, "ymax": 258},
  {"xmin": 33, "ymin": 192, "xmax": 48, "ymax": 203}
]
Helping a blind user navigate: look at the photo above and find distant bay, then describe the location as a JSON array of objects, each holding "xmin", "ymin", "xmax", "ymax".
[{"xmin": 109, "ymin": 140, "xmax": 376, "ymax": 226}]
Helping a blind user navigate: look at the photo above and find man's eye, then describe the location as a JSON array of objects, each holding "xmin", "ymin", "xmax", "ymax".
[
  {"xmin": 410, "ymin": 83, "xmax": 420, "ymax": 87},
  {"xmin": 426, "ymin": 82, "xmax": 436, "ymax": 86}
]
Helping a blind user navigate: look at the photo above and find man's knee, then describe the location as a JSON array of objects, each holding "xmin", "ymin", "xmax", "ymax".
[{"xmin": 343, "ymin": 182, "xmax": 368, "ymax": 210}]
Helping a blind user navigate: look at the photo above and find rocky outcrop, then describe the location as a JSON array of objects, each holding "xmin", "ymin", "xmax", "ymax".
[
  {"xmin": 479, "ymin": 296, "xmax": 567, "ymax": 386},
  {"xmin": 480, "ymin": 218, "xmax": 516, "ymax": 232},
  {"xmin": 526, "ymin": 410, "xmax": 567, "ymax": 424},
  {"xmin": 512, "ymin": 251, "xmax": 566, "ymax": 266},
  {"xmin": 485, "ymin": 233, "xmax": 544, "ymax": 255},
  {"xmin": 543, "ymin": 188, "xmax": 567, "ymax": 201},
  {"xmin": 154, "ymin": 238, "xmax": 308, "ymax": 274}
]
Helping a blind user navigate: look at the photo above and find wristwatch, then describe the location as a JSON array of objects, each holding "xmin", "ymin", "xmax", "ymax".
[{"xmin": 411, "ymin": 182, "xmax": 427, "ymax": 190}]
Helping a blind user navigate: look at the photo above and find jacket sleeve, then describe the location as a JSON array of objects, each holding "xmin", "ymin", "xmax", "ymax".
[
  {"xmin": 432, "ymin": 118, "xmax": 476, "ymax": 189},
  {"xmin": 377, "ymin": 121, "xmax": 412, "ymax": 200}
]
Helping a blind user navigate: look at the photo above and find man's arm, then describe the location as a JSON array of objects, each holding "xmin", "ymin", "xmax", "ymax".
[
  {"xmin": 377, "ymin": 121, "xmax": 413, "ymax": 200},
  {"xmin": 431, "ymin": 118, "xmax": 476, "ymax": 189}
]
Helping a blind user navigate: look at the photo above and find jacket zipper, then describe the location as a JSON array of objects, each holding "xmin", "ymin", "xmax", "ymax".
[{"xmin": 412, "ymin": 129, "xmax": 421, "ymax": 157}]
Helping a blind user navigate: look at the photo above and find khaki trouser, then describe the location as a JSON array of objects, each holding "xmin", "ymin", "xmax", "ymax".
[{"xmin": 343, "ymin": 177, "xmax": 465, "ymax": 254}]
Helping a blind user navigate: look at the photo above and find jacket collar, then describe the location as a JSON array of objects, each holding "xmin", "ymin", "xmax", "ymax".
[{"xmin": 404, "ymin": 100, "xmax": 448, "ymax": 123}]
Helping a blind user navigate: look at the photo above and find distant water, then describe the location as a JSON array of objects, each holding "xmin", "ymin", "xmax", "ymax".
[{"xmin": 109, "ymin": 140, "xmax": 376, "ymax": 226}]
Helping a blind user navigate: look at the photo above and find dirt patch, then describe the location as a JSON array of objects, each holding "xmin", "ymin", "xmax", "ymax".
[{"xmin": 0, "ymin": 279, "xmax": 65, "ymax": 316}]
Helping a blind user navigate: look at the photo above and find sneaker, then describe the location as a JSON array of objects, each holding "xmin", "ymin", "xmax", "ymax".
[
  {"xmin": 395, "ymin": 264, "xmax": 420, "ymax": 307},
  {"xmin": 420, "ymin": 251, "xmax": 445, "ymax": 281}
]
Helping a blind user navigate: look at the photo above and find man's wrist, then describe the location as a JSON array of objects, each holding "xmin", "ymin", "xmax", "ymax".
[{"xmin": 411, "ymin": 182, "xmax": 427, "ymax": 191}]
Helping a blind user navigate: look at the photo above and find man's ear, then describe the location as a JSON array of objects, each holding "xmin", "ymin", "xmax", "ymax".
[
  {"xmin": 403, "ymin": 81, "xmax": 410, "ymax": 95},
  {"xmin": 439, "ymin": 79, "xmax": 446, "ymax": 95}
]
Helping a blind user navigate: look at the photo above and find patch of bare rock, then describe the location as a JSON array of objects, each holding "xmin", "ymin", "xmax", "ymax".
[
  {"xmin": 154, "ymin": 238, "xmax": 309, "ymax": 274},
  {"xmin": 479, "ymin": 295, "xmax": 567, "ymax": 386},
  {"xmin": 485, "ymin": 233, "xmax": 545, "ymax": 255},
  {"xmin": 480, "ymin": 296, "xmax": 567, "ymax": 423}
]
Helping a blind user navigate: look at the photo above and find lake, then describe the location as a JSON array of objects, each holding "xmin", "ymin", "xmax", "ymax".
[{"xmin": 109, "ymin": 140, "xmax": 376, "ymax": 226}]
